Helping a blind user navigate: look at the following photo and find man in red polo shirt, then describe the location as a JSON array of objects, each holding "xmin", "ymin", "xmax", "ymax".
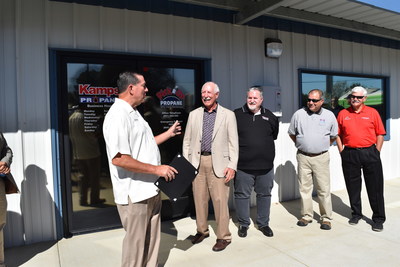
[{"xmin": 336, "ymin": 86, "xmax": 386, "ymax": 232}]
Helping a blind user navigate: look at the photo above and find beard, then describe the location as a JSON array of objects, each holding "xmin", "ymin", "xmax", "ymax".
[{"xmin": 247, "ymin": 103, "xmax": 258, "ymax": 111}]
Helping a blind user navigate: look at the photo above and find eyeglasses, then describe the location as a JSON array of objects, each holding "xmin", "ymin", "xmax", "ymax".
[
  {"xmin": 307, "ymin": 98, "xmax": 321, "ymax": 103},
  {"xmin": 349, "ymin": 95, "xmax": 365, "ymax": 99}
]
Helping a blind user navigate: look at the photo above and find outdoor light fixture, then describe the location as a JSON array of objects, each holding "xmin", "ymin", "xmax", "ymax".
[{"xmin": 265, "ymin": 38, "xmax": 283, "ymax": 58}]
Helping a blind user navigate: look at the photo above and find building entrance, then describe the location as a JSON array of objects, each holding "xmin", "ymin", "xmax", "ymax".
[{"xmin": 52, "ymin": 50, "xmax": 205, "ymax": 235}]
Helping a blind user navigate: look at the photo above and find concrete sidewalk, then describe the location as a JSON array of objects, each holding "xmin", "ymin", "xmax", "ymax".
[{"xmin": 5, "ymin": 178, "xmax": 400, "ymax": 267}]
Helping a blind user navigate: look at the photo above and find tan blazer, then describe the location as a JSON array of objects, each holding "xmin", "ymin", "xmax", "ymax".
[
  {"xmin": 0, "ymin": 132, "xmax": 19, "ymax": 194},
  {"xmin": 182, "ymin": 104, "xmax": 238, "ymax": 178}
]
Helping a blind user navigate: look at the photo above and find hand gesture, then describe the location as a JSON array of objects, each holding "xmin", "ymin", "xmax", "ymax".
[{"xmin": 168, "ymin": 120, "xmax": 181, "ymax": 138}]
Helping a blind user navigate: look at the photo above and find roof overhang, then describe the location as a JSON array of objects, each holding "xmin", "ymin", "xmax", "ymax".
[{"xmin": 170, "ymin": 0, "xmax": 400, "ymax": 41}]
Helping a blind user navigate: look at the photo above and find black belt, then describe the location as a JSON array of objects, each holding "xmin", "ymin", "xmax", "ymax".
[
  {"xmin": 345, "ymin": 145, "xmax": 374, "ymax": 150},
  {"xmin": 298, "ymin": 150, "xmax": 327, "ymax": 157},
  {"xmin": 201, "ymin": 151, "xmax": 212, "ymax": 156}
]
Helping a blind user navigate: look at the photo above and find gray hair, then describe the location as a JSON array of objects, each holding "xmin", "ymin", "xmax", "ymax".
[
  {"xmin": 202, "ymin": 82, "xmax": 220, "ymax": 93},
  {"xmin": 117, "ymin": 72, "xmax": 141, "ymax": 94},
  {"xmin": 248, "ymin": 86, "xmax": 263, "ymax": 98},
  {"xmin": 351, "ymin": 86, "xmax": 368, "ymax": 96}
]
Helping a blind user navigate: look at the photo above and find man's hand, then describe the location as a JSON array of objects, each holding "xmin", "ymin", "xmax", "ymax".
[
  {"xmin": 167, "ymin": 120, "xmax": 182, "ymax": 138},
  {"xmin": 156, "ymin": 165, "xmax": 178, "ymax": 182},
  {"xmin": 223, "ymin": 167, "xmax": 236, "ymax": 183},
  {"xmin": 0, "ymin": 161, "xmax": 10, "ymax": 174},
  {"xmin": 155, "ymin": 120, "xmax": 182, "ymax": 145}
]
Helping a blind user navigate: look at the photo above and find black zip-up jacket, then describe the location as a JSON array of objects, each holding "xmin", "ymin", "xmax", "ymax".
[{"xmin": 234, "ymin": 104, "xmax": 279, "ymax": 171}]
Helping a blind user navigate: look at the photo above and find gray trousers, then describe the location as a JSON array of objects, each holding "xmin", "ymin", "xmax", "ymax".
[{"xmin": 234, "ymin": 169, "xmax": 274, "ymax": 228}]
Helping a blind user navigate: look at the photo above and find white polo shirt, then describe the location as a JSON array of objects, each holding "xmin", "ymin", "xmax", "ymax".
[{"xmin": 103, "ymin": 98, "xmax": 160, "ymax": 204}]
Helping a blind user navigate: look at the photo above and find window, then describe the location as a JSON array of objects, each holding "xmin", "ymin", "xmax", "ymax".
[{"xmin": 299, "ymin": 70, "xmax": 389, "ymax": 137}]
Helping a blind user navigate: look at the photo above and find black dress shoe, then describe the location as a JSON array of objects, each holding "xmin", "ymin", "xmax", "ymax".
[
  {"xmin": 191, "ymin": 232, "xmax": 210, "ymax": 244},
  {"xmin": 80, "ymin": 201, "xmax": 89, "ymax": 206},
  {"xmin": 90, "ymin": 198, "xmax": 106, "ymax": 207},
  {"xmin": 259, "ymin": 226, "xmax": 273, "ymax": 237},
  {"xmin": 348, "ymin": 216, "xmax": 362, "ymax": 225},
  {"xmin": 372, "ymin": 222, "xmax": 383, "ymax": 232},
  {"xmin": 212, "ymin": 239, "xmax": 231, "ymax": 252},
  {"xmin": 238, "ymin": 225, "xmax": 248, "ymax": 238}
]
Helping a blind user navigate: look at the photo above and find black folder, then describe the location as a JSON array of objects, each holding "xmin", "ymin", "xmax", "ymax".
[{"xmin": 155, "ymin": 154, "xmax": 198, "ymax": 201}]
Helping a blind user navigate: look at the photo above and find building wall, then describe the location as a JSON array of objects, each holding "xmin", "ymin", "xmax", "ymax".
[{"xmin": 1, "ymin": 0, "xmax": 399, "ymax": 246}]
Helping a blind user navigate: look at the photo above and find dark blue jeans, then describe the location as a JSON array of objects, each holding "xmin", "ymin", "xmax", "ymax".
[{"xmin": 234, "ymin": 169, "xmax": 274, "ymax": 228}]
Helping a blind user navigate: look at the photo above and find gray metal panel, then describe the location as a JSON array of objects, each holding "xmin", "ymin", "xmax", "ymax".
[{"xmin": 1, "ymin": 0, "xmax": 57, "ymax": 248}]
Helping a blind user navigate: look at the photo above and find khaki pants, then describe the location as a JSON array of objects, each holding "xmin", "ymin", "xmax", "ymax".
[
  {"xmin": 297, "ymin": 152, "xmax": 332, "ymax": 221},
  {"xmin": 0, "ymin": 179, "xmax": 6, "ymax": 266},
  {"xmin": 117, "ymin": 194, "xmax": 161, "ymax": 267},
  {"xmin": 192, "ymin": 155, "xmax": 231, "ymax": 241}
]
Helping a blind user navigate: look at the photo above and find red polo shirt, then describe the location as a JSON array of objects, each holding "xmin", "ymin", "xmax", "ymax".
[{"xmin": 337, "ymin": 105, "xmax": 386, "ymax": 148}]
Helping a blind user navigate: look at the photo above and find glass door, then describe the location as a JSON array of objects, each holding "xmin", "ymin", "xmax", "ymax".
[
  {"xmin": 53, "ymin": 50, "xmax": 206, "ymax": 235},
  {"xmin": 140, "ymin": 66, "xmax": 198, "ymax": 219}
]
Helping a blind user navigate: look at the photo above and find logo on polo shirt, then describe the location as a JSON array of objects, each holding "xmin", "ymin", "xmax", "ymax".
[
  {"xmin": 344, "ymin": 116, "xmax": 351, "ymax": 120},
  {"xmin": 361, "ymin": 117, "xmax": 370, "ymax": 120}
]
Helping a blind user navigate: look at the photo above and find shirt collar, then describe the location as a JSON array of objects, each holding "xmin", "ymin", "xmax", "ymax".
[
  {"xmin": 349, "ymin": 104, "xmax": 365, "ymax": 114},
  {"xmin": 203, "ymin": 103, "xmax": 218, "ymax": 113},
  {"xmin": 305, "ymin": 107, "xmax": 323, "ymax": 115},
  {"xmin": 115, "ymin": 98, "xmax": 135, "ymax": 113}
]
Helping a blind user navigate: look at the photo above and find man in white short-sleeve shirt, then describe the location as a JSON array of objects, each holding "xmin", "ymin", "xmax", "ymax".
[{"xmin": 103, "ymin": 72, "xmax": 181, "ymax": 267}]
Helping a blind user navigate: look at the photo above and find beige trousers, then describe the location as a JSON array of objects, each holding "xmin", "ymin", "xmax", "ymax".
[
  {"xmin": 0, "ymin": 179, "xmax": 6, "ymax": 266},
  {"xmin": 192, "ymin": 155, "xmax": 231, "ymax": 241},
  {"xmin": 117, "ymin": 193, "xmax": 161, "ymax": 267},
  {"xmin": 297, "ymin": 152, "xmax": 333, "ymax": 221}
]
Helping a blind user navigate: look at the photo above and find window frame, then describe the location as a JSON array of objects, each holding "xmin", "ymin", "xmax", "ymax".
[{"xmin": 298, "ymin": 68, "xmax": 390, "ymax": 140}]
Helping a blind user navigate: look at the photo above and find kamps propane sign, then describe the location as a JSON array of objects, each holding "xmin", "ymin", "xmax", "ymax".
[
  {"xmin": 78, "ymin": 84, "xmax": 118, "ymax": 104},
  {"xmin": 156, "ymin": 87, "xmax": 185, "ymax": 108}
]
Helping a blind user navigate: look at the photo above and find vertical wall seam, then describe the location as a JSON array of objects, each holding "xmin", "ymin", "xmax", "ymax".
[
  {"xmin": 124, "ymin": 9, "xmax": 128, "ymax": 52},
  {"xmin": 99, "ymin": 6, "xmax": 103, "ymax": 50},
  {"xmin": 44, "ymin": 0, "xmax": 57, "ymax": 241}
]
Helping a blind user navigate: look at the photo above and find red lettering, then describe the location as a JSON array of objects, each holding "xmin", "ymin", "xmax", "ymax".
[
  {"xmin": 175, "ymin": 89, "xmax": 185, "ymax": 100},
  {"xmin": 78, "ymin": 84, "xmax": 118, "ymax": 97},
  {"xmin": 79, "ymin": 84, "xmax": 90, "ymax": 95}
]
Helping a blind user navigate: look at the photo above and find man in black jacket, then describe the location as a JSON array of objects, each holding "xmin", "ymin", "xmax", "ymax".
[{"xmin": 234, "ymin": 86, "xmax": 279, "ymax": 238}]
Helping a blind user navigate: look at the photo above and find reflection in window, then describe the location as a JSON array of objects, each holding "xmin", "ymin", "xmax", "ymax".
[
  {"xmin": 142, "ymin": 67, "xmax": 195, "ymax": 164},
  {"xmin": 299, "ymin": 70, "xmax": 387, "ymax": 123}
]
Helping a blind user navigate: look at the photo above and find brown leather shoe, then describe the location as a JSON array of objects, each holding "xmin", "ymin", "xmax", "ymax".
[
  {"xmin": 212, "ymin": 239, "xmax": 231, "ymax": 252},
  {"xmin": 320, "ymin": 221, "xmax": 331, "ymax": 230},
  {"xmin": 297, "ymin": 218, "xmax": 312, "ymax": 227},
  {"xmin": 191, "ymin": 232, "xmax": 210, "ymax": 244}
]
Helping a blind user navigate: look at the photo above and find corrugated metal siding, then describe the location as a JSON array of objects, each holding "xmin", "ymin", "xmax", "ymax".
[
  {"xmin": 1, "ymin": 0, "xmax": 400, "ymax": 246},
  {"xmin": 1, "ymin": 0, "xmax": 56, "ymax": 247}
]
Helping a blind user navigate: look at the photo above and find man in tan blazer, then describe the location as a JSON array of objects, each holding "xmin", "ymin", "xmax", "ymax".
[{"xmin": 183, "ymin": 81, "xmax": 238, "ymax": 252}]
